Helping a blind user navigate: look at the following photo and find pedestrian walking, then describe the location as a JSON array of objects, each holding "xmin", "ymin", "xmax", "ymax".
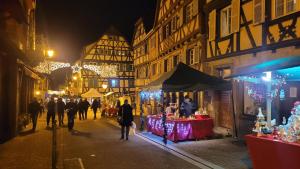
[
  {"xmin": 91, "ymin": 99, "xmax": 99, "ymax": 119},
  {"xmin": 28, "ymin": 97, "xmax": 41, "ymax": 131},
  {"xmin": 39, "ymin": 99, "xmax": 44, "ymax": 117},
  {"xmin": 47, "ymin": 97, "xmax": 56, "ymax": 127},
  {"xmin": 77, "ymin": 99, "xmax": 85, "ymax": 120},
  {"xmin": 57, "ymin": 98, "xmax": 65, "ymax": 126},
  {"xmin": 83, "ymin": 99, "xmax": 90, "ymax": 120},
  {"xmin": 118, "ymin": 99, "xmax": 133, "ymax": 141},
  {"xmin": 65, "ymin": 98, "xmax": 77, "ymax": 131}
]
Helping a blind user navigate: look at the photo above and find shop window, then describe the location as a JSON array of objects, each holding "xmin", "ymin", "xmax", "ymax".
[
  {"xmin": 128, "ymin": 79, "xmax": 135, "ymax": 88},
  {"xmin": 110, "ymin": 79, "xmax": 119, "ymax": 88},
  {"xmin": 221, "ymin": 6, "xmax": 232, "ymax": 37},
  {"xmin": 253, "ymin": 0, "xmax": 265, "ymax": 24},
  {"xmin": 186, "ymin": 48, "xmax": 195, "ymax": 65},
  {"xmin": 171, "ymin": 16, "xmax": 179, "ymax": 32},
  {"xmin": 274, "ymin": 0, "xmax": 298, "ymax": 18},
  {"xmin": 184, "ymin": 3, "xmax": 193, "ymax": 23}
]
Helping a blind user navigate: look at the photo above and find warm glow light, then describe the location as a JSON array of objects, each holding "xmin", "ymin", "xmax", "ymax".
[
  {"xmin": 35, "ymin": 91, "xmax": 40, "ymax": 95},
  {"xmin": 47, "ymin": 50, "xmax": 54, "ymax": 58},
  {"xmin": 102, "ymin": 84, "xmax": 108, "ymax": 89},
  {"xmin": 72, "ymin": 76, "xmax": 78, "ymax": 80}
]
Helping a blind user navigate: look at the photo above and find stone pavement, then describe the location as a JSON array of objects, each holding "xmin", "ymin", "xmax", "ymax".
[
  {"xmin": 172, "ymin": 138, "xmax": 253, "ymax": 169},
  {"xmin": 0, "ymin": 115, "xmax": 53, "ymax": 169}
]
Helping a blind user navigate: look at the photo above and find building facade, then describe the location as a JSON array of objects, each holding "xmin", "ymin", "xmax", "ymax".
[
  {"xmin": 133, "ymin": 0, "xmax": 208, "ymax": 117},
  {"xmin": 205, "ymin": 0, "xmax": 300, "ymax": 137},
  {"xmin": 79, "ymin": 26, "xmax": 135, "ymax": 99},
  {"xmin": 0, "ymin": 0, "xmax": 43, "ymax": 142}
]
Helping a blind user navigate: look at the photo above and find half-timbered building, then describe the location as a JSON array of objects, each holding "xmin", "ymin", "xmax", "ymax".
[
  {"xmin": 79, "ymin": 26, "xmax": 135, "ymax": 99},
  {"xmin": 133, "ymin": 0, "xmax": 207, "ymax": 115},
  {"xmin": 205, "ymin": 0, "xmax": 300, "ymax": 137}
]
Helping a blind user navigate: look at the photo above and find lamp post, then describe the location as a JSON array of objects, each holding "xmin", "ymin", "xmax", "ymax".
[{"xmin": 47, "ymin": 50, "xmax": 54, "ymax": 58}]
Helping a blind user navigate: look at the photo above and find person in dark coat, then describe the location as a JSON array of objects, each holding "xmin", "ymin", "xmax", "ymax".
[
  {"xmin": 77, "ymin": 99, "xmax": 85, "ymax": 120},
  {"xmin": 65, "ymin": 98, "xmax": 77, "ymax": 131},
  {"xmin": 28, "ymin": 97, "xmax": 41, "ymax": 131},
  {"xmin": 118, "ymin": 99, "xmax": 133, "ymax": 140},
  {"xmin": 83, "ymin": 99, "xmax": 90, "ymax": 120},
  {"xmin": 47, "ymin": 97, "xmax": 56, "ymax": 127},
  {"xmin": 57, "ymin": 98, "xmax": 65, "ymax": 126},
  {"xmin": 91, "ymin": 99, "xmax": 99, "ymax": 120}
]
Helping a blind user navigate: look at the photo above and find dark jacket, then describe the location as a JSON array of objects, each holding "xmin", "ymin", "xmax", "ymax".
[
  {"xmin": 28, "ymin": 101, "xmax": 41, "ymax": 116},
  {"xmin": 57, "ymin": 100, "xmax": 65, "ymax": 114},
  {"xmin": 77, "ymin": 101, "xmax": 84, "ymax": 113},
  {"xmin": 65, "ymin": 102, "xmax": 77, "ymax": 116},
  {"xmin": 118, "ymin": 104, "xmax": 133, "ymax": 126},
  {"xmin": 91, "ymin": 100, "xmax": 99, "ymax": 110},
  {"xmin": 83, "ymin": 100, "xmax": 90, "ymax": 110},
  {"xmin": 47, "ymin": 100, "xmax": 55, "ymax": 114}
]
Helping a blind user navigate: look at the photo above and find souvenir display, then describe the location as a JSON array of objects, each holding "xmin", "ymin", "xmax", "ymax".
[
  {"xmin": 252, "ymin": 108, "xmax": 269, "ymax": 136},
  {"xmin": 278, "ymin": 101, "xmax": 300, "ymax": 143}
]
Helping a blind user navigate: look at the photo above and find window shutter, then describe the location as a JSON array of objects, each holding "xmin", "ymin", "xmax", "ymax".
[
  {"xmin": 209, "ymin": 10, "xmax": 216, "ymax": 41},
  {"xmin": 253, "ymin": 0, "xmax": 265, "ymax": 24},
  {"xmin": 194, "ymin": 46, "xmax": 200, "ymax": 64},
  {"xmin": 231, "ymin": 0, "xmax": 240, "ymax": 33},
  {"xmin": 186, "ymin": 50, "xmax": 190, "ymax": 65},
  {"xmin": 193, "ymin": 0, "xmax": 198, "ymax": 16}
]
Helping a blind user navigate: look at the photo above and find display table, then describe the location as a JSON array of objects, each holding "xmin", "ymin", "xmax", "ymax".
[
  {"xmin": 146, "ymin": 115, "xmax": 213, "ymax": 142},
  {"xmin": 245, "ymin": 135, "xmax": 300, "ymax": 169}
]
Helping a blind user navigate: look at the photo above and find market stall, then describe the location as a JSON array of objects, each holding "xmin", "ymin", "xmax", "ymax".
[
  {"xmin": 227, "ymin": 56, "xmax": 300, "ymax": 169},
  {"xmin": 147, "ymin": 115, "xmax": 213, "ymax": 142},
  {"xmin": 140, "ymin": 63, "xmax": 229, "ymax": 143}
]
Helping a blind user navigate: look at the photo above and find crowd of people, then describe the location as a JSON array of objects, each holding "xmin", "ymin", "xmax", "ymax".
[
  {"xmin": 28, "ymin": 97, "xmax": 135, "ymax": 140},
  {"xmin": 28, "ymin": 97, "xmax": 102, "ymax": 131}
]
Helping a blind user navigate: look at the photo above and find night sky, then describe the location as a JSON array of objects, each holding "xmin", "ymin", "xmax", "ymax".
[
  {"xmin": 36, "ymin": 0, "xmax": 157, "ymax": 89},
  {"xmin": 37, "ymin": 0, "xmax": 157, "ymax": 62}
]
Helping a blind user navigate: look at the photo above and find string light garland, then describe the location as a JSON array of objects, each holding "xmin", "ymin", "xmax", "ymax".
[
  {"xmin": 71, "ymin": 64, "xmax": 82, "ymax": 73},
  {"xmin": 234, "ymin": 72, "xmax": 289, "ymax": 101},
  {"xmin": 34, "ymin": 61, "xmax": 118, "ymax": 77}
]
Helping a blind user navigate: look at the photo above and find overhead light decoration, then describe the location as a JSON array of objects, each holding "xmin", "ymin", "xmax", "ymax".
[
  {"xmin": 83, "ymin": 64, "xmax": 117, "ymax": 77},
  {"xmin": 34, "ymin": 61, "xmax": 117, "ymax": 77},
  {"xmin": 34, "ymin": 61, "xmax": 71, "ymax": 74},
  {"xmin": 71, "ymin": 64, "xmax": 82, "ymax": 73}
]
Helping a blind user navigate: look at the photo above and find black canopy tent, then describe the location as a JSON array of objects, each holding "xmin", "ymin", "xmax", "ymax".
[{"xmin": 143, "ymin": 62, "xmax": 230, "ymax": 92}]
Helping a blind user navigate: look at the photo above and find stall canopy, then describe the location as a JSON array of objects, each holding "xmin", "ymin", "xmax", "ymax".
[
  {"xmin": 143, "ymin": 62, "xmax": 230, "ymax": 92},
  {"xmin": 81, "ymin": 88, "xmax": 102, "ymax": 98},
  {"xmin": 226, "ymin": 56, "xmax": 300, "ymax": 79}
]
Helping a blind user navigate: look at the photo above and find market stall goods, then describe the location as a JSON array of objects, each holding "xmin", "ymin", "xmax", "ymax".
[{"xmin": 146, "ymin": 115, "xmax": 213, "ymax": 142}]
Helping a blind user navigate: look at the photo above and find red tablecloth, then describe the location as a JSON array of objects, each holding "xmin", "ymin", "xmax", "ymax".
[
  {"xmin": 146, "ymin": 116, "xmax": 213, "ymax": 142},
  {"xmin": 245, "ymin": 135, "xmax": 300, "ymax": 169}
]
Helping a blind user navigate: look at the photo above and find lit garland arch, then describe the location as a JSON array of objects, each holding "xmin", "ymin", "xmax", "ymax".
[{"xmin": 34, "ymin": 61, "xmax": 117, "ymax": 77}]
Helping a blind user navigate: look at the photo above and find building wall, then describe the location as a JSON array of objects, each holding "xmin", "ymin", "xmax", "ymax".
[
  {"xmin": 80, "ymin": 28, "xmax": 135, "ymax": 100},
  {"xmin": 133, "ymin": 0, "xmax": 206, "ymax": 115},
  {"xmin": 0, "ymin": 0, "xmax": 38, "ymax": 143},
  {"xmin": 205, "ymin": 0, "xmax": 300, "ymax": 137}
]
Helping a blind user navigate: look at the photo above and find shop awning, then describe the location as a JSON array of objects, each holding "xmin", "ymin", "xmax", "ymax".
[
  {"xmin": 143, "ymin": 63, "xmax": 229, "ymax": 92},
  {"xmin": 226, "ymin": 56, "xmax": 300, "ymax": 78},
  {"xmin": 81, "ymin": 88, "xmax": 102, "ymax": 98}
]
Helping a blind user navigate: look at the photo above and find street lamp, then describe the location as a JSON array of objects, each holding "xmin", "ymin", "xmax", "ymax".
[
  {"xmin": 102, "ymin": 84, "xmax": 108, "ymax": 89},
  {"xmin": 47, "ymin": 50, "xmax": 54, "ymax": 58}
]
